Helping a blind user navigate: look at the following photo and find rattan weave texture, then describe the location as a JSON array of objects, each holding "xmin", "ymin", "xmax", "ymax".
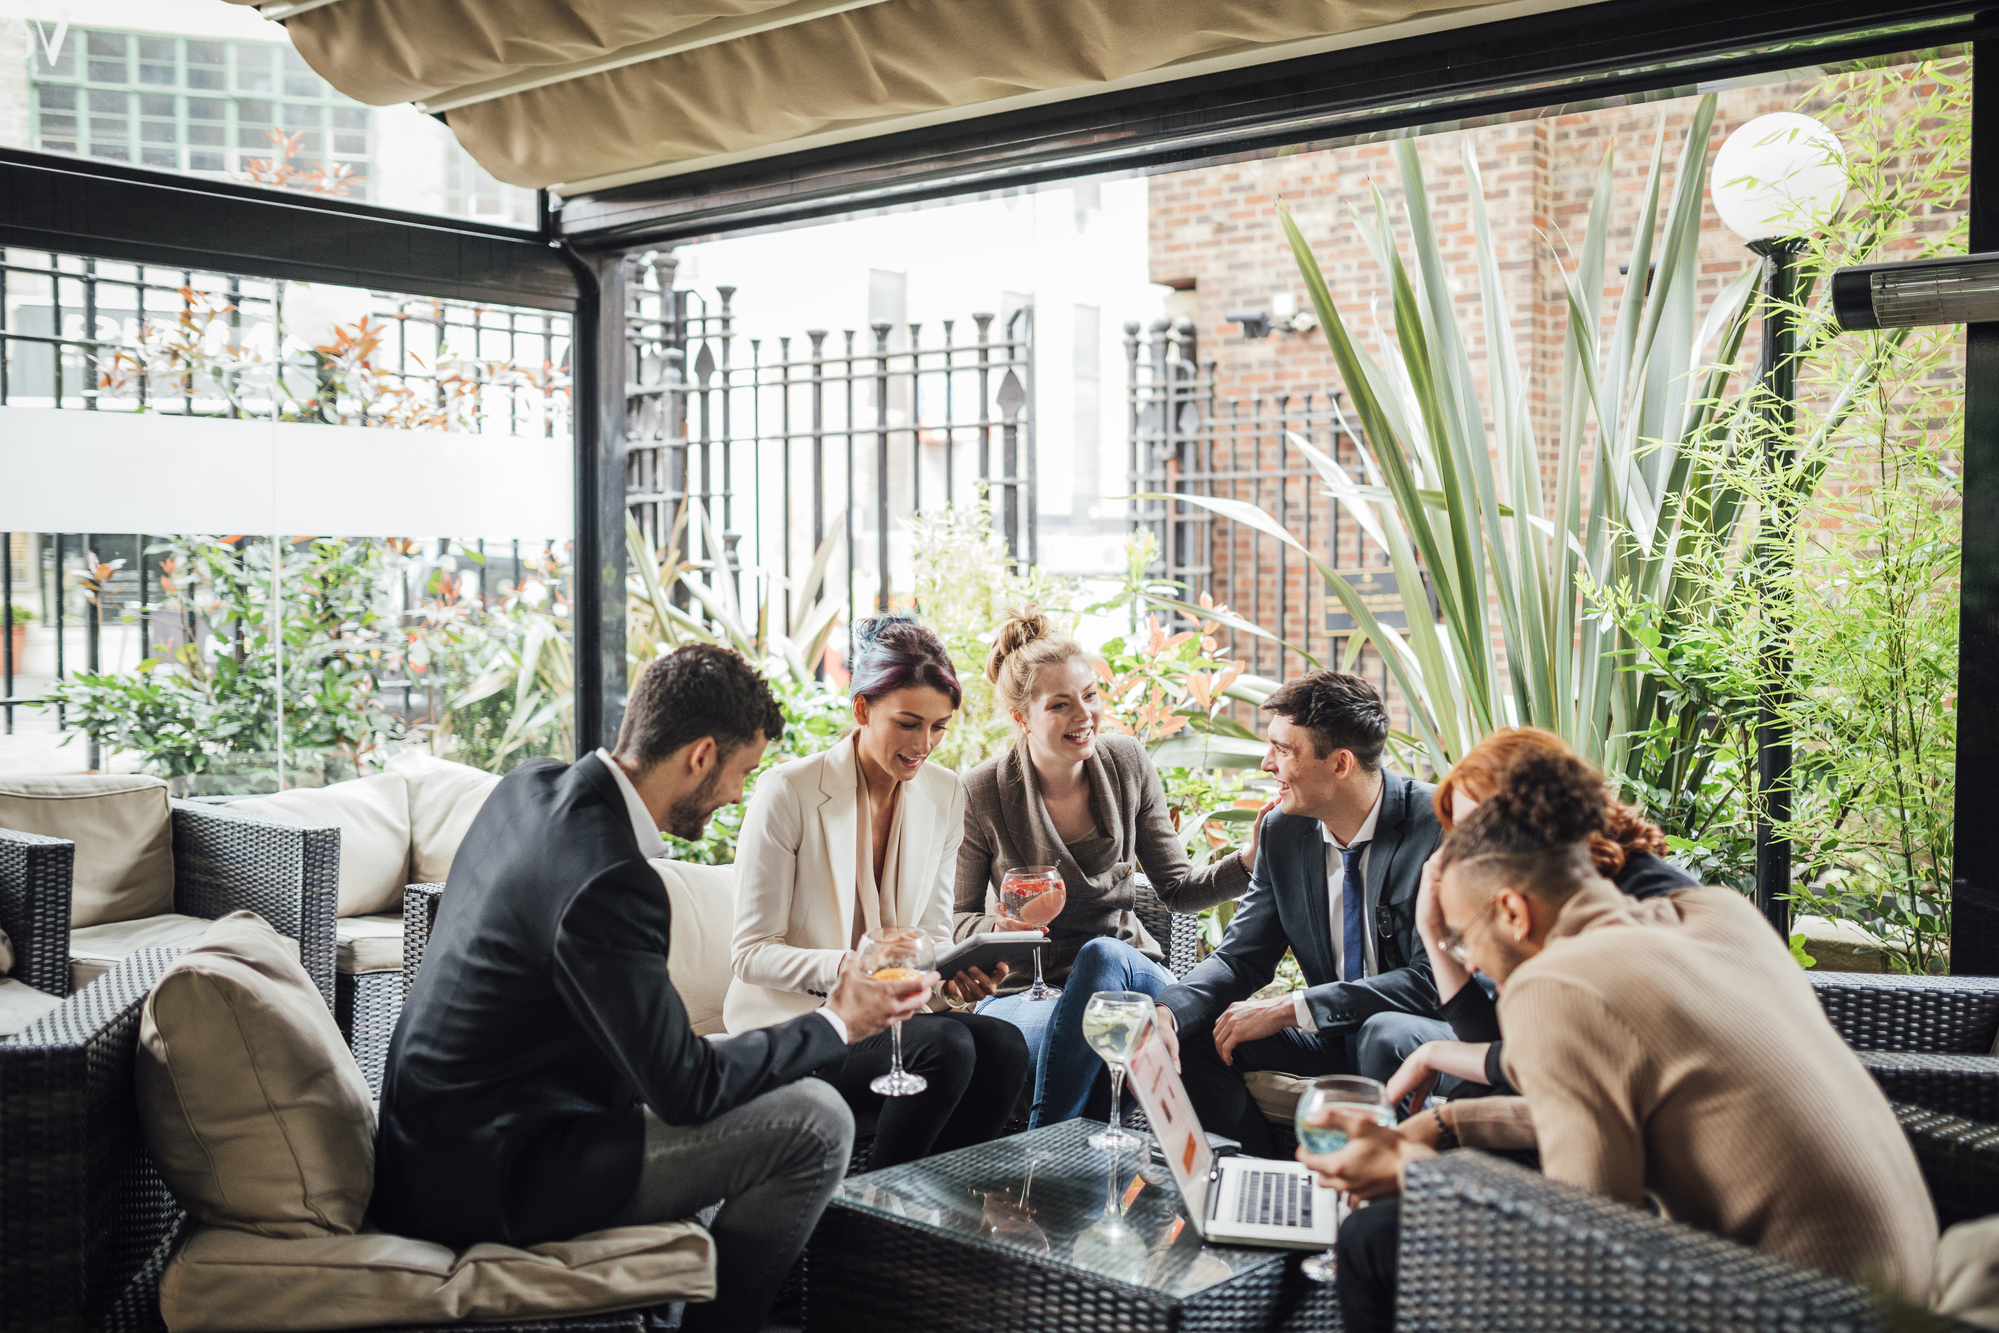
[
  {"xmin": 1398, "ymin": 1151, "xmax": 1881, "ymax": 1332},
  {"xmin": 1811, "ymin": 972, "xmax": 1999, "ymax": 1054},
  {"xmin": 171, "ymin": 800, "xmax": 341, "ymax": 1009},
  {"xmin": 1894, "ymin": 1101, "xmax": 1999, "ymax": 1225},
  {"xmin": 337, "ymin": 970, "xmax": 404, "ymax": 1098},
  {"xmin": 1859, "ymin": 1051, "xmax": 1999, "ymax": 1122},
  {"xmin": 404, "ymin": 882, "xmax": 445, "ymax": 998},
  {"xmin": 1131, "ymin": 874, "xmax": 1202, "ymax": 979},
  {"xmin": 0, "ymin": 825, "xmax": 77, "ymax": 996},
  {"xmin": 1, "ymin": 946, "xmax": 186, "ymax": 1333}
]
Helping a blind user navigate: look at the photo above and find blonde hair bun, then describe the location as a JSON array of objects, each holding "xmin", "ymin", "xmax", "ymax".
[{"xmin": 986, "ymin": 606, "xmax": 1053, "ymax": 684}]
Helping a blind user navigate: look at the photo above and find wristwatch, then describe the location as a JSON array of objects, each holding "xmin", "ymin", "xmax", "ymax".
[{"xmin": 1431, "ymin": 1105, "xmax": 1459, "ymax": 1152}]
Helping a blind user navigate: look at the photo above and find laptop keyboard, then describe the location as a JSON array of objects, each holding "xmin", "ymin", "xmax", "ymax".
[{"xmin": 1231, "ymin": 1168, "xmax": 1312, "ymax": 1228}]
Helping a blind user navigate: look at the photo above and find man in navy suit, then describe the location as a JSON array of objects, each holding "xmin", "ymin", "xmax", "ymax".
[{"xmin": 1154, "ymin": 671, "xmax": 1449, "ymax": 1156}]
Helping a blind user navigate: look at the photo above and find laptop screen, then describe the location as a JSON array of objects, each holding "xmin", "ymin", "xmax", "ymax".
[{"xmin": 1128, "ymin": 1025, "xmax": 1214, "ymax": 1214}]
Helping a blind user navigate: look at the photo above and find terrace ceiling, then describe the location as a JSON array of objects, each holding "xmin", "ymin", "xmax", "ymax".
[{"xmin": 235, "ymin": 0, "xmax": 1590, "ymax": 196}]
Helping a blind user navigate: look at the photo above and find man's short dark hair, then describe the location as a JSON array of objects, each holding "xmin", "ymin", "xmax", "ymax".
[
  {"xmin": 1260, "ymin": 670, "xmax": 1388, "ymax": 770},
  {"xmin": 614, "ymin": 644, "xmax": 785, "ymax": 772}
]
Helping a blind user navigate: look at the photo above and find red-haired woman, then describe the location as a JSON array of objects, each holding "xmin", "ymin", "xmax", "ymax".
[{"xmin": 1387, "ymin": 726, "xmax": 1695, "ymax": 1109}]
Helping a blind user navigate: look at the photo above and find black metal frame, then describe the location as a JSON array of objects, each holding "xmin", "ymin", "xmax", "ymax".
[{"xmin": 550, "ymin": 0, "xmax": 1989, "ymax": 250}]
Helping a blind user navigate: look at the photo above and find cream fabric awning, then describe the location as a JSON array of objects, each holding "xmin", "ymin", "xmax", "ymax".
[{"xmin": 235, "ymin": 0, "xmax": 1555, "ymax": 196}]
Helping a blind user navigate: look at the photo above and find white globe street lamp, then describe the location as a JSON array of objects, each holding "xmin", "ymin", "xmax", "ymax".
[{"xmin": 1710, "ymin": 111, "xmax": 1847, "ymax": 939}]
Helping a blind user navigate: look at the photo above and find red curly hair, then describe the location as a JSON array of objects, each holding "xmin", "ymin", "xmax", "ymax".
[{"xmin": 1434, "ymin": 727, "xmax": 1666, "ymax": 878}]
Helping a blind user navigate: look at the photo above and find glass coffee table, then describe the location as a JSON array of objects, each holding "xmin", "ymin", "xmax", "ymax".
[{"xmin": 803, "ymin": 1118, "xmax": 1339, "ymax": 1331}]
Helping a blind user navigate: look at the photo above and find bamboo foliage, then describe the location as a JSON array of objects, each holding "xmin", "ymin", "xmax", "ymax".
[{"xmin": 1153, "ymin": 93, "xmax": 1771, "ymax": 778}]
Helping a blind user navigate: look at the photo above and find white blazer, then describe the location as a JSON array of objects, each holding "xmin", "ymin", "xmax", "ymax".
[{"xmin": 725, "ymin": 737, "xmax": 966, "ymax": 1033}]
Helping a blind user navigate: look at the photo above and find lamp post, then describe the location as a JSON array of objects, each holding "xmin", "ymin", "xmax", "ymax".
[{"xmin": 1710, "ymin": 112, "xmax": 1848, "ymax": 937}]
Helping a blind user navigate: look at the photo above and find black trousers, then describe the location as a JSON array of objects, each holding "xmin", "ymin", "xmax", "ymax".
[
  {"xmin": 819, "ymin": 1010, "xmax": 1030, "ymax": 1169},
  {"xmin": 1176, "ymin": 1017, "xmax": 1354, "ymax": 1157},
  {"xmin": 1336, "ymin": 1196, "xmax": 1401, "ymax": 1333}
]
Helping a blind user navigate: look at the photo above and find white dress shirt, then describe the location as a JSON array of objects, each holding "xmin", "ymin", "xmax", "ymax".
[
  {"xmin": 1294, "ymin": 784, "xmax": 1383, "ymax": 1032},
  {"xmin": 595, "ymin": 748, "xmax": 849, "ymax": 1042}
]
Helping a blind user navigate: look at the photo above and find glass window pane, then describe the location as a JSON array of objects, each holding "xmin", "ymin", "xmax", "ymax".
[
  {"xmin": 140, "ymin": 64, "xmax": 177, "ymax": 86},
  {"xmin": 140, "ymin": 93, "xmax": 175, "ymax": 117},
  {"xmin": 41, "ymin": 138, "xmax": 77, "ymax": 153},
  {"xmin": 90, "ymin": 144, "xmax": 129, "ymax": 161},
  {"xmin": 239, "ymin": 126, "xmax": 274, "ymax": 148},
  {"xmin": 90, "ymin": 89, "xmax": 129, "ymax": 114},
  {"xmin": 283, "ymin": 103, "xmax": 319, "ymax": 128},
  {"xmin": 86, "ymin": 31, "xmax": 128, "ymax": 56},
  {"xmin": 89, "ymin": 61, "xmax": 128, "ymax": 83},
  {"xmin": 40, "ymin": 115, "xmax": 77, "ymax": 136},
  {"xmin": 38, "ymin": 86, "xmax": 76, "ymax": 111},
  {"xmin": 186, "ymin": 41, "xmax": 224, "ymax": 65},
  {"xmin": 237, "ymin": 68, "xmax": 272, "ymax": 92},
  {"xmin": 333, "ymin": 132, "xmax": 366, "ymax": 154},
  {"xmin": 187, "ymin": 68, "xmax": 225, "ymax": 91},
  {"xmin": 36, "ymin": 45, "xmax": 75, "ymax": 77},
  {"xmin": 332, "ymin": 107, "xmax": 367, "ymax": 129},
  {"xmin": 142, "ymin": 147, "xmax": 178, "ymax": 167},
  {"xmin": 142, "ymin": 121, "xmax": 177, "ymax": 143},
  {"xmin": 285, "ymin": 73, "xmax": 322, "ymax": 98},
  {"xmin": 91, "ymin": 117, "xmax": 129, "ymax": 140},
  {"xmin": 236, "ymin": 98, "xmax": 271, "ymax": 124},
  {"xmin": 189, "ymin": 123, "xmax": 224, "ymax": 146},
  {"xmin": 139, "ymin": 36, "xmax": 176, "ymax": 60},
  {"xmin": 189, "ymin": 150, "xmax": 224, "ymax": 170},
  {"xmin": 187, "ymin": 98, "xmax": 226, "ymax": 121}
]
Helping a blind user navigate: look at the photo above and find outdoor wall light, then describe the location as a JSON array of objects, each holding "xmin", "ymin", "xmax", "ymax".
[
  {"xmin": 1225, "ymin": 311, "xmax": 1273, "ymax": 339},
  {"xmin": 1710, "ymin": 110, "xmax": 1847, "ymax": 940},
  {"xmin": 1831, "ymin": 252, "xmax": 1999, "ymax": 330}
]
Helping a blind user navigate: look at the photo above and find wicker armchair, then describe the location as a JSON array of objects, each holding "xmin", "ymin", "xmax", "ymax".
[
  {"xmin": 0, "ymin": 799, "xmax": 340, "ymax": 1011},
  {"xmin": 1399, "ymin": 1151, "xmax": 1890, "ymax": 1332},
  {"xmin": 1813, "ymin": 973, "xmax": 1999, "ymax": 1127},
  {"xmin": 0, "ymin": 946, "xmax": 186, "ymax": 1333}
]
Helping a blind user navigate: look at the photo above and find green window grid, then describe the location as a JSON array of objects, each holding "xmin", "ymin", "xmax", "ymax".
[{"xmin": 31, "ymin": 29, "xmax": 372, "ymax": 200}]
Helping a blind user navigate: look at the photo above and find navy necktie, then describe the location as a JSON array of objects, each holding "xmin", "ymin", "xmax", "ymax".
[{"xmin": 1340, "ymin": 841, "xmax": 1371, "ymax": 983}]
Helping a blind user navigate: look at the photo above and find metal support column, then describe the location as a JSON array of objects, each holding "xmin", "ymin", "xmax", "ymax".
[
  {"xmin": 1954, "ymin": 30, "xmax": 1999, "ymax": 974},
  {"xmin": 564, "ymin": 248, "xmax": 629, "ymax": 755}
]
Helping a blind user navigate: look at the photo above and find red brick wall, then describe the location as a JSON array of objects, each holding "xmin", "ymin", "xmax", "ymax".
[{"xmin": 1147, "ymin": 63, "xmax": 1967, "ymax": 731}]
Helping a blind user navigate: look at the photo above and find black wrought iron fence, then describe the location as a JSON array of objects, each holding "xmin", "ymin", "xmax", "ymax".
[
  {"xmin": 1127, "ymin": 315, "xmax": 1399, "ymax": 704},
  {"xmin": 0, "ymin": 246, "xmax": 572, "ymax": 771},
  {"xmin": 624, "ymin": 253, "xmax": 1035, "ymax": 640}
]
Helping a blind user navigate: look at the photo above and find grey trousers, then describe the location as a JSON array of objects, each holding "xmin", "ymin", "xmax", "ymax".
[{"xmin": 614, "ymin": 1078, "xmax": 854, "ymax": 1333}]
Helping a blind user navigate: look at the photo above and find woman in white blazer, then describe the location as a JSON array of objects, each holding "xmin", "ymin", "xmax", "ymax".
[{"xmin": 728, "ymin": 616, "xmax": 1029, "ymax": 1168}]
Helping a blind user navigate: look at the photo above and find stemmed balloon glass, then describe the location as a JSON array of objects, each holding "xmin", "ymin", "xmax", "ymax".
[
  {"xmin": 1082, "ymin": 990, "xmax": 1154, "ymax": 1151},
  {"xmin": 1294, "ymin": 1074, "xmax": 1395, "ymax": 1283},
  {"xmin": 998, "ymin": 866, "xmax": 1066, "ymax": 1001},
  {"xmin": 860, "ymin": 926, "xmax": 934, "ymax": 1097}
]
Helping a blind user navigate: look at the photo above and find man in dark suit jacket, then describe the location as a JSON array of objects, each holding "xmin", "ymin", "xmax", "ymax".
[
  {"xmin": 1154, "ymin": 671, "xmax": 1449, "ymax": 1156},
  {"xmin": 375, "ymin": 645, "xmax": 928, "ymax": 1333}
]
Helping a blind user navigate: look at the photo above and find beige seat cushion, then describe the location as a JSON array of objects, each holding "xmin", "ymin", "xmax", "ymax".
[
  {"xmin": 229, "ymin": 774, "xmax": 412, "ymax": 918},
  {"xmin": 652, "ymin": 861, "xmax": 737, "ymax": 1037},
  {"xmin": 334, "ymin": 914, "xmax": 403, "ymax": 975},
  {"xmin": 0, "ymin": 774, "xmax": 174, "ymax": 926},
  {"xmin": 69, "ymin": 912, "xmax": 234, "ymax": 993},
  {"xmin": 158, "ymin": 1220, "xmax": 715, "ymax": 1333},
  {"xmin": 389, "ymin": 751, "xmax": 501, "ymax": 885},
  {"xmin": 136, "ymin": 911, "xmax": 376, "ymax": 1238},
  {"xmin": 1244, "ymin": 1069, "xmax": 1315, "ymax": 1124},
  {"xmin": 0, "ymin": 976, "xmax": 64, "ymax": 1037}
]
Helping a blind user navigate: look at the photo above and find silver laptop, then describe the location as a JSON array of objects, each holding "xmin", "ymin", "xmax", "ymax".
[{"xmin": 1125, "ymin": 1026, "xmax": 1343, "ymax": 1249}]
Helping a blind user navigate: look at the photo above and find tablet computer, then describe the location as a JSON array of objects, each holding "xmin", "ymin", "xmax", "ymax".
[{"xmin": 935, "ymin": 931, "xmax": 1046, "ymax": 979}]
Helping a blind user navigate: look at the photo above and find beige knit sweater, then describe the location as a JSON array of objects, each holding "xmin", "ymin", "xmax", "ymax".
[{"xmin": 1449, "ymin": 880, "xmax": 1936, "ymax": 1297}]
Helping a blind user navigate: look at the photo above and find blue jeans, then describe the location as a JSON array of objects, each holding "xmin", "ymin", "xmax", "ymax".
[{"xmin": 977, "ymin": 936, "xmax": 1175, "ymax": 1127}]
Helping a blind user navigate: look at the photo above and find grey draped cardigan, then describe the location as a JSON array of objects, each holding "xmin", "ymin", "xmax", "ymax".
[{"xmin": 954, "ymin": 732, "xmax": 1252, "ymax": 992}]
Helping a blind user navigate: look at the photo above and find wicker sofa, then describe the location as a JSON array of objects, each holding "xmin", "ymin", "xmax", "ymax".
[{"xmin": 0, "ymin": 783, "xmax": 339, "ymax": 1029}]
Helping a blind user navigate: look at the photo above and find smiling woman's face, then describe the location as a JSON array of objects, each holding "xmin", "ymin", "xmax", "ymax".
[
  {"xmin": 1019, "ymin": 655, "xmax": 1106, "ymax": 767},
  {"xmin": 852, "ymin": 685, "xmax": 956, "ymax": 783}
]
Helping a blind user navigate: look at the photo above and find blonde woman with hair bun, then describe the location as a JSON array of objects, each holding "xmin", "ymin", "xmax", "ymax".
[{"xmin": 956, "ymin": 607, "xmax": 1266, "ymax": 1127}]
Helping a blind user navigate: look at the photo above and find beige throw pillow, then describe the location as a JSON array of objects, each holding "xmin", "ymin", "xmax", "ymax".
[
  {"xmin": 389, "ymin": 751, "xmax": 501, "ymax": 885},
  {"xmin": 158, "ymin": 1221, "xmax": 715, "ymax": 1333},
  {"xmin": 136, "ymin": 911, "xmax": 376, "ymax": 1238},
  {"xmin": 0, "ymin": 775, "xmax": 173, "ymax": 927},
  {"xmin": 652, "ymin": 861, "xmax": 736, "ymax": 1037},
  {"xmin": 231, "ymin": 773, "xmax": 412, "ymax": 917}
]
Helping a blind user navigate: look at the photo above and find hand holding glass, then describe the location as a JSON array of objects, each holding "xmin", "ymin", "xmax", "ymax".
[
  {"xmin": 1082, "ymin": 990, "xmax": 1154, "ymax": 1151},
  {"xmin": 859, "ymin": 927, "xmax": 934, "ymax": 1097},
  {"xmin": 1294, "ymin": 1075, "xmax": 1395, "ymax": 1283},
  {"xmin": 998, "ymin": 866, "xmax": 1066, "ymax": 1001}
]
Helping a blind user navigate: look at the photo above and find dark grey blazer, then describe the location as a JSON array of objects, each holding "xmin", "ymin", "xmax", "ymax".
[{"xmin": 1159, "ymin": 768, "xmax": 1443, "ymax": 1034}]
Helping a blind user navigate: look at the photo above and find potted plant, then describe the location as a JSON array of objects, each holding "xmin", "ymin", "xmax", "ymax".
[{"xmin": 4, "ymin": 602, "xmax": 36, "ymax": 666}]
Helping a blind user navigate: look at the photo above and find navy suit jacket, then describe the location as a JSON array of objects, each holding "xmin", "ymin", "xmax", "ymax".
[
  {"xmin": 1159, "ymin": 768, "xmax": 1443, "ymax": 1035},
  {"xmin": 373, "ymin": 754, "xmax": 846, "ymax": 1248}
]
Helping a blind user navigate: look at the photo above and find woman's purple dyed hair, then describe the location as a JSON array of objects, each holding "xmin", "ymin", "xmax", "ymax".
[{"xmin": 848, "ymin": 614, "xmax": 961, "ymax": 709}]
